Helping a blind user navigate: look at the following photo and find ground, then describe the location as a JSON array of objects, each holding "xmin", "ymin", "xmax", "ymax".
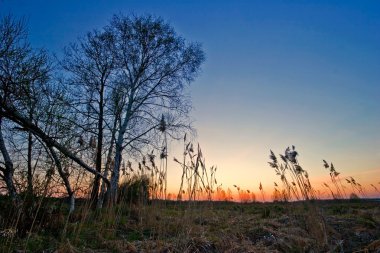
[{"xmin": 1, "ymin": 198, "xmax": 379, "ymax": 252}]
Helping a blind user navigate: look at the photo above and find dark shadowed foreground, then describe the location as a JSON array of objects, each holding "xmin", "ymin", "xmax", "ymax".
[{"xmin": 1, "ymin": 197, "xmax": 379, "ymax": 253}]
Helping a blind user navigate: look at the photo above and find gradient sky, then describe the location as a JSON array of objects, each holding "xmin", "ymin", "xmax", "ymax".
[{"xmin": 1, "ymin": 0, "xmax": 379, "ymax": 198}]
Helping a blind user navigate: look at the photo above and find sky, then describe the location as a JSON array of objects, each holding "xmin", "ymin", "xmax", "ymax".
[{"xmin": 1, "ymin": 0, "xmax": 379, "ymax": 198}]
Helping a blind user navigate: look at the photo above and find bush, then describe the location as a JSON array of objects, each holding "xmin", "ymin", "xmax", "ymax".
[{"xmin": 118, "ymin": 175, "xmax": 150, "ymax": 205}]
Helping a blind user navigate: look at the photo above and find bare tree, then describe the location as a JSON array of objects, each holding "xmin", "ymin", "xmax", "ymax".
[
  {"xmin": 0, "ymin": 15, "xmax": 110, "ymax": 203},
  {"xmin": 0, "ymin": 15, "xmax": 49, "ymax": 200},
  {"xmin": 62, "ymin": 29, "xmax": 116, "ymax": 206},
  {"xmin": 106, "ymin": 14, "xmax": 205, "ymax": 203},
  {"xmin": 0, "ymin": 14, "xmax": 204, "ymax": 208}
]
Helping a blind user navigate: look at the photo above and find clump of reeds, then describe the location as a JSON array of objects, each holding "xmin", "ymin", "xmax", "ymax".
[
  {"xmin": 322, "ymin": 160, "xmax": 346, "ymax": 199},
  {"xmin": 259, "ymin": 182, "xmax": 265, "ymax": 202},
  {"xmin": 272, "ymin": 182, "xmax": 288, "ymax": 202},
  {"xmin": 122, "ymin": 151, "xmax": 165, "ymax": 201},
  {"xmin": 322, "ymin": 182, "xmax": 337, "ymax": 199},
  {"xmin": 268, "ymin": 146, "xmax": 316, "ymax": 201},
  {"xmin": 174, "ymin": 135, "xmax": 217, "ymax": 201},
  {"xmin": 232, "ymin": 185, "xmax": 255, "ymax": 203},
  {"xmin": 345, "ymin": 177, "xmax": 367, "ymax": 198},
  {"xmin": 118, "ymin": 175, "xmax": 150, "ymax": 205}
]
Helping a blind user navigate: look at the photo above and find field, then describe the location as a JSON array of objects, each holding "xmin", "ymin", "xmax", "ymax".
[{"xmin": 1, "ymin": 197, "xmax": 380, "ymax": 253}]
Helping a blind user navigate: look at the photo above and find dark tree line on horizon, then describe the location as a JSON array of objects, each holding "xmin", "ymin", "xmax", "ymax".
[{"xmin": 0, "ymin": 14, "xmax": 204, "ymax": 211}]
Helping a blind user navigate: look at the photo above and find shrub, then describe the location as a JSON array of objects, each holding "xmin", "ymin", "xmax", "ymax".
[{"xmin": 117, "ymin": 175, "xmax": 150, "ymax": 205}]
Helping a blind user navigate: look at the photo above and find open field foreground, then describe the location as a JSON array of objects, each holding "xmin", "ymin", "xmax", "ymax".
[{"xmin": 1, "ymin": 198, "xmax": 380, "ymax": 253}]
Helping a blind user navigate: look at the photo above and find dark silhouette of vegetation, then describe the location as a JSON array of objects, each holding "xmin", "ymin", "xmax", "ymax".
[
  {"xmin": 118, "ymin": 175, "xmax": 150, "ymax": 205},
  {"xmin": 0, "ymin": 13, "xmax": 204, "ymax": 211}
]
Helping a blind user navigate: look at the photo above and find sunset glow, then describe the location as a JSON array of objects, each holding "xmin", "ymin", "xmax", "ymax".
[
  {"xmin": 2, "ymin": 2, "xmax": 380, "ymax": 252},
  {"xmin": 1, "ymin": 1, "xmax": 379, "ymax": 199}
]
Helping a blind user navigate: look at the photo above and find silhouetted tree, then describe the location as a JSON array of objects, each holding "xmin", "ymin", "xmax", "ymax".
[
  {"xmin": 0, "ymin": 14, "xmax": 204, "ymax": 209},
  {"xmin": 105, "ymin": 14, "xmax": 205, "ymax": 203},
  {"xmin": 62, "ymin": 28, "xmax": 116, "ymax": 207},
  {"xmin": 0, "ymin": 15, "xmax": 49, "ymax": 201},
  {"xmin": 0, "ymin": 15, "xmax": 110, "ymax": 204}
]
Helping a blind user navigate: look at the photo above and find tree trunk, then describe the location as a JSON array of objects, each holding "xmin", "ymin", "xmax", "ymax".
[
  {"xmin": 109, "ymin": 111, "xmax": 131, "ymax": 204},
  {"xmin": 48, "ymin": 145, "xmax": 75, "ymax": 213},
  {"xmin": 0, "ymin": 117, "xmax": 17, "ymax": 201},
  {"xmin": 68, "ymin": 193, "xmax": 75, "ymax": 213},
  {"xmin": 27, "ymin": 131, "xmax": 33, "ymax": 196},
  {"xmin": 97, "ymin": 116, "xmax": 118, "ymax": 209},
  {"xmin": 90, "ymin": 83, "xmax": 105, "ymax": 207},
  {"xmin": 109, "ymin": 92, "xmax": 134, "ymax": 205},
  {"xmin": 97, "ymin": 152, "xmax": 112, "ymax": 209},
  {"xmin": 26, "ymin": 103, "xmax": 35, "ymax": 196},
  {"xmin": 109, "ymin": 131, "xmax": 124, "ymax": 204}
]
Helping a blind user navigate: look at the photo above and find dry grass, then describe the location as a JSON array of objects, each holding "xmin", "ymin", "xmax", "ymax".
[
  {"xmin": 1, "ymin": 145, "xmax": 379, "ymax": 252},
  {"xmin": 2, "ymin": 197, "xmax": 379, "ymax": 252}
]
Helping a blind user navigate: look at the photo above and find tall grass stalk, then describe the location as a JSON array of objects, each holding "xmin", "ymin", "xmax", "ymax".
[{"xmin": 268, "ymin": 146, "xmax": 316, "ymax": 201}]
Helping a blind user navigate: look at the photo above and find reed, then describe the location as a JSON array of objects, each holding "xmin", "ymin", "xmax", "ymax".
[{"xmin": 268, "ymin": 146, "xmax": 316, "ymax": 201}]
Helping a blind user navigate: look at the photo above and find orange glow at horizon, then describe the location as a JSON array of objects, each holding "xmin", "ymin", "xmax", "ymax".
[
  {"xmin": 164, "ymin": 135, "xmax": 380, "ymax": 202},
  {"xmin": 164, "ymin": 179, "xmax": 380, "ymax": 202},
  {"xmin": 165, "ymin": 161, "xmax": 380, "ymax": 202}
]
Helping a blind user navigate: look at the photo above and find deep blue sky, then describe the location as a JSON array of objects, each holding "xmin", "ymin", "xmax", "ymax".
[{"xmin": 2, "ymin": 0, "xmax": 379, "ymax": 196}]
